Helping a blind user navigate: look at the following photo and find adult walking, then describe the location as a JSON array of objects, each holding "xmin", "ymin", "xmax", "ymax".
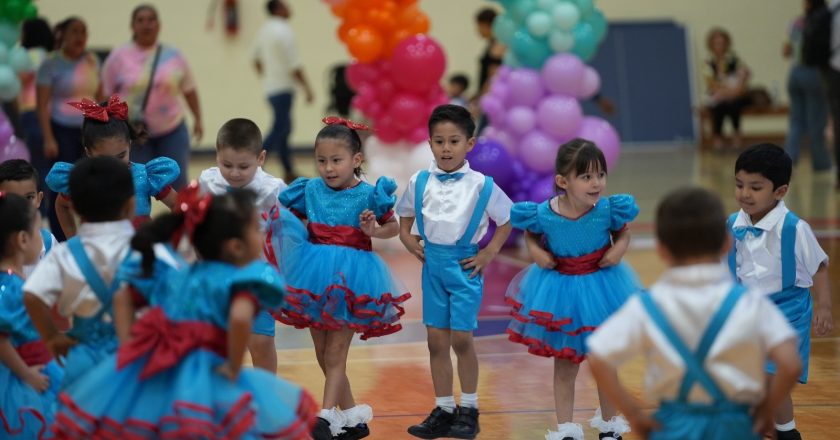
[
  {"xmin": 101, "ymin": 4, "xmax": 202, "ymax": 190},
  {"xmin": 253, "ymin": 0, "xmax": 313, "ymax": 182},
  {"xmin": 818, "ymin": 0, "xmax": 840, "ymax": 187}
]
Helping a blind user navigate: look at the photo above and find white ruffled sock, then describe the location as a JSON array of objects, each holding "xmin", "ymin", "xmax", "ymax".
[
  {"xmin": 545, "ymin": 422, "xmax": 584, "ymax": 440},
  {"xmin": 589, "ymin": 408, "xmax": 631, "ymax": 438},
  {"xmin": 318, "ymin": 407, "xmax": 347, "ymax": 436},
  {"xmin": 342, "ymin": 404, "xmax": 373, "ymax": 427}
]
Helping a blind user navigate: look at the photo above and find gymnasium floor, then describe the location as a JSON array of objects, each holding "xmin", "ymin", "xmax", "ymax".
[{"xmin": 187, "ymin": 146, "xmax": 840, "ymax": 439}]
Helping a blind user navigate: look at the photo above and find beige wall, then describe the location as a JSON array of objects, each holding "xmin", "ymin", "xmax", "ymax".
[{"xmin": 37, "ymin": 0, "xmax": 799, "ymax": 150}]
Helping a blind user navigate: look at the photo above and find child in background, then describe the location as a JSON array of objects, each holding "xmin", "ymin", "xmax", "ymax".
[
  {"xmin": 0, "ymin": 159, "xmax": 57, "ymax": 278},
  {"xmin": 24, "ymin": 156, "xmax": 136, "ymax": 388},
  {"xmin": 447, "ymin": 74, "xmax": 470, "ymax": 109},
  {"xmin": 588, "ymin": 187, "xmax": 802, "ymax": 440},
  {"xmin": 0, "ymin": 193, "xmax": 64, "ymax": 439},
  {"xmin": 398, "ymin": 105, "xmax": 513, "ymax": 440},
  {"xmin": 726, "ymin": 144, "xmax": 833, "ymax": 440},
  {"xmin": 46, "ymin": 95, "xmax": 179, "ymax": 237},
  {"xmin": 199, "ymin": 118, "xmax": 287, "ymax": 373},
  {"xmin": 50, "ymin": 186, "xmax": 317, "ymax": 439}
]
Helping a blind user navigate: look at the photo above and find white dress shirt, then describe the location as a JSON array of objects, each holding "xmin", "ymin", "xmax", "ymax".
[
  {"xmin": 732, "ymin": 201, "xmax": 828, "ymax": 296},
  {"xmin": 587, "ymin": 263, "xmax": 796, "ymax": 405},
  {"xmin": 252, "ymin": 17, "xmax": 301, "ymax": 95},
  {"xmin": 198, "ymin": 167, "xmax": 286, "ymax": 216},
  {"xmin": 395, "ymin": 161, "xmax": 512, "ymax": 245},
  {"xmin": 23, "ymin": 221, "xmax": 134, "ymax": 318},
  {"xmin": 23, "ymin": 230, "xmax": 57, "ymax": 279}
]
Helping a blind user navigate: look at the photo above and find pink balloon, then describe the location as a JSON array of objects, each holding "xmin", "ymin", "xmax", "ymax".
[
  {"xmin": 376, "ymin": 80, "xmax": 396, "ymax": 102},
  {"xmin": 578, "ymin": 67, "xmax": 601, "ymax": 99},
  {"xmin": 389, "ymin": 93, "xmax": 426, "ymax": 131},
  {"xmin": 541, "ymin": 53, "xmax": 585, "ymax": 95},
  {"xmin": 410, "ymin": 126, "xmax": 428, "ymax": 144},
  {"xmin": 346, "ymin": 62, "xmax": 378, "ymax": 91},
  {"xmin": 536, "ymin": 95, "xmax": 583, "ymax": 140},
  {"xmin": 480, "ymin": 95, "xmax": 505, "ymax": 125},
  {"xmin": 507, "ymin": 68, "xmax": 544, "ymax": 107},
  {"xmin": 0, "ymin": 137, "xmax": 30, "ymax": 162},
  {"xmin": 506, "ymin": 106, "xmax": 537, "ymax": 136},
  {"xmin": 576, "ymin": 116, "xmax": 621, "ymax": 169},
  {"xmin": 518, "ymin": 130, "xmax": 560, "ymax": 174},
  {"xmin": 493, "ymin": 129, "xmax": 518, "ymax": 158},
  {"xmin": 390, "ymin": 35, "xmax": 447, "ymax": 94}
]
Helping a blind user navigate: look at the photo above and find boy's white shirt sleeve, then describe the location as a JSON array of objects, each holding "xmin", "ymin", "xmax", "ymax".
[
  {"xmin": 395, "ymin": 172, "xmax": 419, "ymax": 217},
  {"xmin": 795, "ymin": 220, "xmax": 829, "ymax": 279},
  {"xmin": 486, "ymin": 183, "xmax": 513, "ymax": 226},
  {"xmin": 22, "ymin": 249, "xmax": 64, "ymax": 307},
  {"xmin": 586, "ymin": 296, "xmax": 648, "ymax": 366}
]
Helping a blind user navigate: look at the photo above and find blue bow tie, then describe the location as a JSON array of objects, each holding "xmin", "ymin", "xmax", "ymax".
[
  {"xmin": 733, "ymin": 226, "xmax": 763, "ymax": 241},
  {"xmin": 436, "ymin": 172, "xmax": 465, "ymax": 183}
]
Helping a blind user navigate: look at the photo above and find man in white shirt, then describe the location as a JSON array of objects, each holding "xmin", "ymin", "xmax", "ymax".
[{"xmin": 252, "ymin": 0, "xmax": 313, "ymax": 183}]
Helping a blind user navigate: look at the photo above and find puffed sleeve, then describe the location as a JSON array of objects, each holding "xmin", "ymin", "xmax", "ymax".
[
  {"xmin": 510, "ymin": 201, "xmax": 543, "ymax": 234},
  {"xmin": 608, "ymin": 194, "xmax": 639, "ymax": 232},
  {"xmin": 229, "ymin": 261, "xmax": 287, "ymax": 313},
  {"xmin": 370, "ymin": 176, "xmax": 397, "ymax": 224},
  {"xmin": 45, "ymin": 162, "xmax": 73, "ymax": 196},
  {"xmin": 116, "ymin": 245, "xmax": 186, "ymax": 306},
  {"xmin": 0, "ymin": 278, "xmax": 26, "ymax": 336},
  {"xmin": 144, "ymin": 157, "xmax": 180, "ymax": 199},
  {"xmin": 278, "ymin": 177, "xmax": 308, "ymax": 219}
]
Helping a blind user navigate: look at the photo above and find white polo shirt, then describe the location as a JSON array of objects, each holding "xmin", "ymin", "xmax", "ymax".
[{"xmin": 252, "ymin": 17, "xmax": 301, "ymax": 96}]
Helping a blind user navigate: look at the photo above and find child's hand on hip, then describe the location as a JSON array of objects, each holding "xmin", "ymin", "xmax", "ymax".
[
  {"xmin": 598, "ymin": 247, "xmax": 623, "ymax": 267},
  {"xmin": 46, "ymin": 334, "xmax": 77, "ymax": 365},
  {"xmin": 23, "ymin": 365, "xmax": 50, "ymax": 393},
  {"xmin": 531, "ymin": 247, "xmax": 556, "ymax": 269},
  {"xmin": 461, "ymin": 248, "xmax": 496, "ymax": 278},
  {"xmin": 400, "ymin": 235, "xmax": 425, "ymax": 262}
]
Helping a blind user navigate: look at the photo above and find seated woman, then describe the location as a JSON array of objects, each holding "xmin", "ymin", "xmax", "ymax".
[{"xmin": 703, "ymin": 27, "xmax": 751, "ymax": 149}]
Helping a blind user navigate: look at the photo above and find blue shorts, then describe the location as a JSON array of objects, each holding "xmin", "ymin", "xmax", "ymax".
[
  {"xmin": 767, "ymin": 286, "xmax": 812, "ymax": 383},
  {"xmin": 252, "ymin": 310, "xmax": 276, "ymax": 336},
  {"xmin": 422, "ymin": 243, "xmax": 483, "ymax": 332}
]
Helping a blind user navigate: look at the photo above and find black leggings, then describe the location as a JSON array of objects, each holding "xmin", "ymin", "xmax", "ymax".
[{"xmin": 710, "ymin": 96, "xmax": 751, "ymax": 136}]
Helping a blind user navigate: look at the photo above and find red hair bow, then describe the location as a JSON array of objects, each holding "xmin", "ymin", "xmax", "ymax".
[
  {"xmin": 67, "ymin": 94, "xmax": 129, "ymax": 122},
  {"xmin": 322, "ymin": 116, "xmax": 370, "ymax": 131},
  {"xmin": 171, "ymin": 181, "xmax": 213, "ymax": 246}
]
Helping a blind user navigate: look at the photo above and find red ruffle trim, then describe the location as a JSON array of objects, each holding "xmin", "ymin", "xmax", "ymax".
[
  {"xmin": 274, "ymin": 283, "xmax": 411, "ymax": 340},
  {"xmin": 53, "ymin": 388, "xmax": 318, "ymax": 440},
  {"xmin": 506, "ymin": 328, "xmax": 587, "ymax": 363},
  {"xmin": 505, "ymin": 297, "xmax": 597, "ymax": 335},
  {"xmin": 0, "ymin": 407, "xmax": 48, "ymax": 439}
]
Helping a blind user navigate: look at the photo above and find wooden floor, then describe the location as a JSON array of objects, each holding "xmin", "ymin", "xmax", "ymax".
[{"xmin": 183, "ymin": 147, "xmax": 840, "ymax": 439}]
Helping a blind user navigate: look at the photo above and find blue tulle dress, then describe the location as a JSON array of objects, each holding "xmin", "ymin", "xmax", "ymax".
[
  {"xmin": 506, "ymin": 195, "xmax": 642, "ymax": 363},
  {"xmin": 46, "ymin": 158, "xmax": 179, "ymax": 227},
  {"xmin": 52, "ymin": 251, "xmax": 317, "ymax": 439},
  {"xmin": 271, "ymin": 177, "xmax": 410, "ymax": 339},
  {"xmin": 0, "ymin": 271, "xmax": 63, "ymax": 439}
]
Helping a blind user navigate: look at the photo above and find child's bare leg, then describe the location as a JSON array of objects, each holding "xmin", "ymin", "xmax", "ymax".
[
  {"xmin": 427, "ymin": 327, "xmax": 453, "ymax": 397},
  {"xmin": 451, "ymin": 330, "xmax": 478, "ymax": 394},
  {"xmin": 554, "ymin": 358, "xmax": 580, "ymax": 423},
  {"xmin": 323, "ymin": 328, "xmax": 356, "ymax": 410},
  {"xmin": 247, "ymin": 334, "xmax": 277, "ymax": 373},
  {"xmin": 310, "ymin": 328, "xmax": 327, "ymax": 375},
  {"xmin": 774, "ymin": 392, "xmax": 795, "ymax": 427}
]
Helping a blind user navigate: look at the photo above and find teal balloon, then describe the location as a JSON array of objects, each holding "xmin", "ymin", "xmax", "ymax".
[
  {"xmin": 575, "ymin": 0, "xmax": 594, "ymax": 18},
  {"xmin": 492, "ymin": 14, "xmax": 517, "ymax": 44},
  {"xmin": 0, "ymin": 23, "xmax": 18, "ymax": 48},
  {"xmin": 503, "ymin": 51, "xmax": 522, "ymax": 68},
  {"xmin": 589, "ymin": 10, "xmax": 608, "ymax": 42},
  {"xmin": 526, "ymin": 11, "xmax": 552, "ymax": 38},
  {"xmin": 511, "ymin": 29, "xmax": 552, "ymax": 69},
  {"xmin": 572, "ymin": 21, "xmax": 598, "ymax": 61},
  {"xmin": 510, "ymin": 0, "xmax": 536, "ymax": 23},
  {"xmin": 536, "ymin": 0, "xmax": 560, "ymax": 12},
  {"xmin": 9, "ymin": 46, "xmax": 31, "ymax": 73},
  {"xmin": 549, "ymin": 29, "xmax": 574, "ymax": 52},
  {"xmin": 0, "ymin": 65, "xmax": 21, "ymax": 100},
  {"xmin": 0, "ymin": 43, "xmax": 7, "ymax": 64},
  {"xmin": 552, "ymin": 2, "xmax": 580, "ymax": 31}
]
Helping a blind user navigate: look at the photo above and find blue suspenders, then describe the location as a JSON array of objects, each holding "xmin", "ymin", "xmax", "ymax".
[
  {"xmin": 67, "ymin": 238, "xmax": 120, "ymax": 325},
  {"xmin": 40, "ymin": 228, "xmax": 52, "ymax": 254},
  {"xmin": 727, "ymin": 211, "xmax": 799, "ymax": 289},
  {"xmin": 414, "ymin": 170, "xmax": 494, "ymax": 246}
]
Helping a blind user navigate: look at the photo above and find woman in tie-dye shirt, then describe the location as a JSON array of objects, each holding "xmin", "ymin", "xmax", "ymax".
[
  {"xmin": 101, "ymin": 4, "xmax": 203, "ymax": 190},
  {"xmin": 36, "ymin": 16, "xmax": 101, "ymax": 241}
]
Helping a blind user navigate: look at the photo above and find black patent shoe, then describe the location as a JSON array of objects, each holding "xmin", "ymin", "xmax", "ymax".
[
  {"xmin": 599, "ymin": 432, "xmax": 623, "ymax": 440},
  {"xmin": 777, "ymin": 429, "xmax": 802, "ymax": 440},
  {"xmin": 311, "ymin": 417, "xmax": 332, "ymax": 440},
  {"xmin": 335, "ymin": 423, "xmax": 370, "ymax": 440},
  {"xmin": 448, "ymin": 406, "xmax": 480, "ymax": 440},
  {"xmin": 407, "ymin": 407, "xmax": 457, "ymax": 439}
]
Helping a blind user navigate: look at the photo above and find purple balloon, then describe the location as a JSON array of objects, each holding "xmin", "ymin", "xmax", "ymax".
[
  {"xmin": 530, "ymin": 175, "xmax": 557, "ymax": 202},
  {"xmin": 578, "ymin": 67, "xmax": 601, "ymax": 99},
  {"xmin": 576, "ymin": 116, "xmax": 621, "ymax": 169},
  {"xmin": 541, "ymin": 53, "xmax": 585, "ymax": 95},
  {"xmin": 536, "ymin": 95, "xmax": 583, "ymax": 140},
  {"xmin": 506, "ymin": 106, "xmax": 537, "ymax": 136},
  {"xmin": 0, "ymin": 137, "xmax": 30, "ymax": 162},
  {"xmin": 507, "ymin": 68, "xmax": 545, "ymax": 107},
  {"xmin": 519, "ymin": 130, "xmax": 560, "ymax": 174},
  {"xmin": 468, "ymin": 137, "xmax": 516, "ymax": 189},
  {"xmin": 480, "ymin": 95, "xmax": 506, "ymax": 125},
  {"xmin": 0, "ymin": 122, "xmax": 12, "ymax": 147},
  {"xmin": 488, "ymin": 78, "xmax": 510, "ymax": 104}
]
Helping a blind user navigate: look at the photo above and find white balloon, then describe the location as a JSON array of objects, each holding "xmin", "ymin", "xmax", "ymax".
[
  {"xmin": 552, "ymin": 2, "xmax": 580, "ymax": 31},
  {"xmin": 549, "ymin": 29, "xmax": 575, "ymax": 52}
]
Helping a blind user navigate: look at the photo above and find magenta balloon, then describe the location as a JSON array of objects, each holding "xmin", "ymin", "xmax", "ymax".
[
  {"xmin": 506, "ymin": 68, "xmax": 544, "ymax": 107},
  {"xmin": 536, "ymin": 95, "xmax": 583, "ymax": 139},
  {"xmin": 541, "ymin": 53, "xmax": 585, "ymax": 95},
  {"xmin": 0, "ymin": 137, "xmax": 30, "ymax": 162},
  {"xmin": 576, "ymin": 116, "xmax": 621, "ymax": 169},
  {"xmin": 518, "ymin": 130, "xmax": 560, "ymax": 174},
  {"xmin": 346, "ymin": 62, "xmax": 377, "ymax": 91},
  {"xmin": 506, "ymin": 106, "xmax": 537, "ymax": 136},
  {"xmin": 410, "ymin": 126, "xmax": 428, "ymax": 144},
  {"xmin": 529, "ymin": 175, "xmax": 557, "ymax": 202},
  {"xmin": 578, "ymin": 67, "xmax": 601, "ymax": 99},
  {"xmin": 0, "ymin": 122, "xmax": 12, "ymax": 146},
  {"xmin": 389, "ymin": 93, "xmax": 426, "ymax": 131},
  {"xmin": 480, "ymin": 95, "xmax": 506, "ymax": 125},
  {"xmin": 390, "ymin": 35, "xmax": 447, "ymax": 93}
]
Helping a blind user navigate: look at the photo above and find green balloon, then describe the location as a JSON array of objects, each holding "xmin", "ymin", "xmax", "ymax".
[
  {"xmin": 572, "ymin": 21, "xmax": 598, "ymax": 60},
  {"xmin": 493, "ymin": 14, "xmax": 517, "ymax": 44},
  {"xmin": 6, "ymin": 0, "xmax": 25, "ymax": 23},
  {"xmin": 511, "ymin": 29, "xmax": 552, "ymax": 69},
  {"xmin": 23, "ymin": 3, "xmax": 37, "ymax": 20},
  {"xmin": 575, "ymin": 0, "xmax": 594, "ymax": 18},
  {"xmin": 589, "ymin": 10, "xmax": 608, "ymax": 42},
  {"xmin": 510, "ymin": 0, "xmax": 536, "ymax": 23}
]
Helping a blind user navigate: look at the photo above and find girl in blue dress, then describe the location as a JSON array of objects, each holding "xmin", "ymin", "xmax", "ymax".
[
  {"xmin": 0, "ymin": 193, "xmax": 63, "ymax": 439},
  {"xmin": 51, "ymin": 185, "xmax": 317, "ymax": 439},
  {"xmin": 506, "ymin": 139, "xmax": 641, "ymax": 440},
  {"xmin": 46, "ymin": 94, "xmax": 180, "ymax": 238},
  {"xmin": 272, "ymin": 117, "xmax": 410, "ymax": 440}
]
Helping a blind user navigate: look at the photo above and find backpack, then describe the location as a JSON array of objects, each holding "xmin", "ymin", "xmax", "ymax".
[{"xmin": 802, "ymin": 4, "xmax": 838, "ymax": 67}]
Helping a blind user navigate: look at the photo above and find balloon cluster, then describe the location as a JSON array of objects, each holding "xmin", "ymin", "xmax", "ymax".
[
  {"xmin": 0, "ymin": 109, "xmax": 29, "ymax": 163},
  {"xmin": 346, "ymin": 35, "xmax": 447, "ymax": 144},
  {"xmin": 491, "ymin": 0, "xmax": 607, "ymax": 68},
  {"xmin": 0, "ymin": 0, "xmax": 37, "ymax": 100},
  {"xmin": 327, "ymin": 0, "xmax": 430, "ymax": 63}
]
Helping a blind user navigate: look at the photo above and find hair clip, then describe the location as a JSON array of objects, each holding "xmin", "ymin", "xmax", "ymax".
[
  {"xmin": 67, "ymin": 94, "xmax": 128, "ymax": 122},
  {"xmin": 322, "ymin": 116, "xmax": 370, "ymax": 131},
  {"xmin": 170, "ymin": 181, "xmax": 213, "ymax": 246}
]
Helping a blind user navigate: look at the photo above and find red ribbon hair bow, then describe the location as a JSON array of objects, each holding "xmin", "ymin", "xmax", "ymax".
[
  {"xmin": 171, "ymin": 181, "xmax": 213, "ymax": 246},
  {"xmin": 67, "ymin": 94, "xmax": 129, "ymax": 122},
  {"xmin": 322, "ymin": 116, "xmax": 370, "ymax": 131}
]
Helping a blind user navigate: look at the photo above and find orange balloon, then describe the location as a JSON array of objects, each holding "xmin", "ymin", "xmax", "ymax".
[
  {"xmin": 367, "ymin": 8, "xmax": 397, "ymax": 33},
  {"xmin": 408, "ymin": 11, "xmax": 430, "ymax": 34},
  {"xmin": 330, "ymin": 2, "xmax": 347, "ymax": 17},
  {"xmin": 337, "ymin": 22, "xmax": 353, "ymax": 42},
  {"xmin": 394, "ymin": 0, "xmax": 417, "ymax": 7},
  {"xmin": 384, "ymin": 28, "xmax": 412, "ymax": 56},
  {"xmin": 344, "ymin": 8, "xmax": 365, "ymax": 26},
  {"xmin": 347, "ymin": 25, "xmax": 384, "ymax": 63}
]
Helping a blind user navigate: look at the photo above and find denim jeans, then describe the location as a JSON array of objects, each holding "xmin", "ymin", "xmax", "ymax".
[
  {"xmin": 264, "ymin": 91, "xmax": 294, "ymax": 174},
  {"xmin": 786, "ymin": 65, "xmax": 832, "ymax": 171},
  {"xmin": 823, "ymin": 67, "xmax": 840, "ymax": 178},
  {"xmin": 131, "ymin": 121, "xmax": 190, "ymax": 190}
]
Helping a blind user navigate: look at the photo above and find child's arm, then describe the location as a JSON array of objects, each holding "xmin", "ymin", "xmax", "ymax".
[
  {"xmin": 398, "ymin": 216, "xmax": 425, "ymax": 262},
  {"xmin": 54, "ymin": 196, "xmax": 78, "ymax": 239},
  {"xmin": 811, "ymin": 263, "xmax": 834, "ymax": 336},
  {"xmin": 589, "ymin": 354, "xmax": 659, "ymax": 438},
  {"xmin": 113, "ymin": 287, "xmax": 137, "ymax": 344},
  {"xmin": 359, "ymin": 210, "xmax": 398, "ymax": 239},
  {"xmin": 751, "ymin": 339, "xmax": 802, "ymax": 434},
  {"xmin": 524, "ymin": 231, "xmax": 556, "ymax": 269},
  {"xmin": 23, "ymin": 293, "xmax": 76, "ymax": 365},
  {"xmin": 599, "ymin": 227, "xmax": 631, "ymax": 268},
  {"xmin": 217, "ymin": 295, "xmax": 256, "ymax": 380},
  {"xmin": 0, "ymin": 336, "xmax": 50, "ymax": 392},
  {"xmin": 461, "ymin": 221, "xmax": 512, "ymax": 278},
  {"xmin": 159, "ymin": 189, "xmax": 178, "ymax": 210}
]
